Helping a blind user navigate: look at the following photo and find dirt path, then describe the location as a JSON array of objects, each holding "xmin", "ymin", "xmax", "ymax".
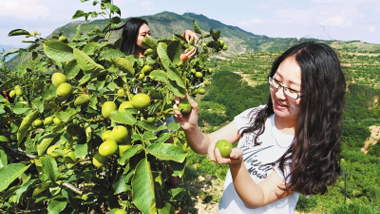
[{"xmin": 362, "ymin": 125, "xmax": 380, "ymax": 154}]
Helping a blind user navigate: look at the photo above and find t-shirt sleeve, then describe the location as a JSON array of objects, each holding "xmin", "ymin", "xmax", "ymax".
[{"xmin": 234, "ymin": 105, "xmax": 266, "ymax": 134}]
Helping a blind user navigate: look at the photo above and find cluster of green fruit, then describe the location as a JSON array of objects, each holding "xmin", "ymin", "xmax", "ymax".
[
  {"xmin": 32, "ymin": 116, "xmax": 61, "ymax": 127},
  {"xmin": 8, "ymin": 85, "xmax": 23, "ymax": 98},
  {"xmin": 52, "ymin": 73, "xmax": 73, "ymax": 100},
  {"xmin": 93, "ymin": 125, "xmax": 131, "ymax": 168}
]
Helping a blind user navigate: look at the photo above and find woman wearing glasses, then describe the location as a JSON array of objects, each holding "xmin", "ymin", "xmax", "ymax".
[{"xmin": 174, "ymin": 41, "xmax": 346, "ymax": 213}]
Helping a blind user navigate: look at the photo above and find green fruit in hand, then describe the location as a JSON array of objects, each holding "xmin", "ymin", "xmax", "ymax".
[
  {"xmin": 102, "ymin": 101, "xmax": 117, "ymax": 118},
  {"xmin": 56, "ymin": 83, "xmax": 72, "ymax": 99},
  {"xmin": 119, "ymin": 144, "xmax": 131, "ymax": 156},
  {"xmin": 74, "ymin": 94, "xmax": 90, "ymax": 106},
  {"xmin": 44, "ymin": 117, "xmax": 53, "ymax": 125},
  {"xmin": 178, "ymin": 98, "xmax": 191, "ymax": 114},
  {"xmin": 197, "ymin": 88, "xmax": 206, "ymax": 95},
  {"xmin": 9, "ymin": 90, "xmax": 16, "ymax": 98},
  {"xmin": 47, "ymin": 145, "xmax": 61, "ymax": 158},
  {"xmin": 52, "ymin": 73, "xmax": 67, "ymax": 87},
  {"xmin": 15, "ymin": 88, "xmax": 23, "ymax": 96},
  {"xmin": 93, "ymin": 152, "xmax": 108, "ymax": 168},
  {"xmin": 53, "ymin": 117, "xmax": 61, "ymax": 125},
  {"xmin": 102, "ymin": 130, "xmax": 113, "ymax": 141},
  {"xmin": 115, "ymin": 209, "xmax": 127, "ymax": 214},
  {"xmin": 132, "ymin": 94, "xmax": 150, "ymax": 109},
  {"xmin": 112, "ymin": 126, "xmax": 129, "ymax": 143},
  {"xmin": 33, "ymin": 119, "xmax": 43, "ymax": 127},
  {"xmin": 195, "ymin": 72, "xmax": 203, "ymax": 78},
  {"xmin": 141, "ymin": 65, "xmax": 153, "ymax": 74},
  {"xmin": 99, "ymin": 140, "xmax": 118, "ymax": 156},
  {"xmin": 216, "ymin": 139, "xmax": 233, "ymax": 158},
  {"xmin": 189, "ymin": 38, "xmax": 195, "ymax": 45},
  {"xmin": 119, "ymin": 101, "xmax": 134, "ymax": 113}
]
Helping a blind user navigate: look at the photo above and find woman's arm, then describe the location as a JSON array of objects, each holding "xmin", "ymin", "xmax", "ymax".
[
  {"xmin": 209, "ymin": 141, "xmax": 295, "ymax": 207},
  {"xmin": 174, "ymin": 95, "xmax": 240, "ymax": 154}
]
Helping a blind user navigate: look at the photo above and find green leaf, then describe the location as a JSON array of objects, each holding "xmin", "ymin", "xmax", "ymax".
[
  {"xmin": 110, "ymin": 111, "xmax": 137, "ymax": 125},
  {"xmin": 167, "ymin": 69, "xmax": 185, "ymax": 88},
  {"xmin": 1, "ymin": 48, "xmax": 19, "ymax": 57},
  {"xmin": 166, "ymin": 81, "xmax": 186, "ymax": 98},
  {"xmin": 141, "ymin": 36, "xmax": 157, "ymax": 50},
  {"xmin": 40, "ymin": 156, "xmax": 59, "ymax": 183},
  {"xmin": 193, "ymin": 20, "xmax": 202, "ymax": 34},
  {"xmin": 0, "ymin": 149, "xmax": 8, "ymax": 168},
  {"xmin": 74, "ymin": 143, "xmax": 88, "ymax": 158},
  {"xmin": 118, "ymin": 144, "xmax": 143, "ymax": 165},
  {"xmin": 149, "ymin": 70, "xmax": 168, "ymax": 83},
  {"xmin": 82, "ymin": 42, "xmax": 100, "ymax": 55},
  {"xmin": 167, "ymin": 40, "xmax": 181, "ymax": 65},
  {"xmin": 158, "ymin": 202, "xmax": 175, "ymax": 214},
  {"xmin": 146, "ymin": 144, "xmax": 187, "ymax": 163},
  {"xmin": 167, "ymin": 121, "xmax": 181, "ymax": 131},
  {"xmin": 37, "ymin": 134, "xmax": 59, "ymax": 156},
  {"xmin": 73, "ymin": 48, "xmax": 105, "ymax": 74},
  {"xmin": 16, "ymin": 178, "xmax": 37, "ymax": 203},
  {"xmin": 132, "ymin": 158, "xmax": 156, "ymax": 214},
  {"xmin": 113, "ymin": 57, "xmax": 135, "ymax": 75},
  {"xmin": 17, "ymin": 110, "xmax": 38, "ymax": 144},
  {"xmin": 12, "ymin": 107, "xmax": 30, "ymax": 115},
  {"xmin": 105, "ymin": 3, "xmax": 121, "ymax": 16},
  {"xmin": 113, "ymin": 174, "xmax": 129, "ymax": 195},
  {"xmin": 142, "ymin": 132, "xmax": 157, "ymax": 141},
  {"xmin": 44, "ymin": 41, "xmax": 74, "ymax": 62},
  {"xmin": 137, "ymin": 120, "xmax": 158, "ymax": 131},
  {"xmin": 47, "ymin": 196, "xmax": 68, "ymax": 214},
  {"xmin": 0, "ymin": 78, "xmax": 18, "ymax": 92},
  {"xmin": 72, "ymin": 10, "xmax": 88, "ymax": 20},
  {"xmin": 8, "ymin": 29, "xmax": 30, "ymax": 37},
  {"xmin": 64, "ymin": 60, "xmax": 81, "ymax": 79},
  {"xmin": 156, "ymin": 132, "xmax": 172, "ymax": 144},
  {"xmin": 0, "ymin": 163, "xmax": 31, "ymax": 192},
  {"xmin": 42, "ymin": 84, "xmax": 57, "ymax": 101},
  {"xmin": 32, "ymin": 181, "xmax": 51, "ymax": 197},
  {"xmin": 157, "ymin": 42, "xmax": 170, "ymax": 70},
  {"xmin": 100, "ymin": 49, "xmax": 125, "ymax": 61},
  {"xmin": 32, "ymin": 98, "xmax": 44, "ymax": 113}
]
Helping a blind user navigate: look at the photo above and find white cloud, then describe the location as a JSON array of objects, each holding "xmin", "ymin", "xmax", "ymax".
[
  {"xmin": 238, "ymin": 18, "xmax": 263, "ymax": 26},
  {"xmin": 318, "ymin": 16, "xmax": 352, "ymax": 27},
  {"xmin": 1, "ymin": 0, "xmax": 50, "ymax": 20},
  {"xmin": 368, "ymin": 26, "xmax": 376, "ymax": 32}
]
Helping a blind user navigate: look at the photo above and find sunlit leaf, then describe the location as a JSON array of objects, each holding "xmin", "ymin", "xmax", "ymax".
[
  {"xmin": 8, "ymin": 29, "xmax": 30, "ymax": 37},
  {"xmin": 44, "ymin": 41, "xmax": 74, "ymax": 62},
  {"xmin": 146, "ymin": 144, "xmax": 187, "ymax": 163},
  {"xmin": 0, "ymin": 163, "xmax": 30, "ymax": 192}
]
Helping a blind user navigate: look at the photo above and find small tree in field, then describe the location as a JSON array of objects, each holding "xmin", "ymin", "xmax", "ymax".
[{"xmin": 0, "ymin": 0, "xmax": 227, "ymax": 213}]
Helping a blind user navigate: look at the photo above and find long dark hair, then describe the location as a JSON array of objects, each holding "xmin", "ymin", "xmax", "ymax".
[
  {"xmin": 242, "ymin": 41, "xmax": 346, "ymax": 195},
  {"xmin": 120, "ymin": 17, "xmax": 148, "ymax": 56}
]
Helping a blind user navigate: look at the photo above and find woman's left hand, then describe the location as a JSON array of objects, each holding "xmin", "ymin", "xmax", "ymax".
[
  {"xmin": 180, "ymin": 47, "xmax": 197, "ymax": 61},
  {"xmin": 207, "ymin": 139, "xmax": 243, "ymax": 165}
]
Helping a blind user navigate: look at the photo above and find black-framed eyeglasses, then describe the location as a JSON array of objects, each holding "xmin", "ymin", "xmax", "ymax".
[{"xmin": 268, "ymin": 76, "xmax": 303, "ymax": 100}]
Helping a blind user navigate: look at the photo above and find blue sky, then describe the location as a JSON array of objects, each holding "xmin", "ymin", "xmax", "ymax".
[{"xmin": 1, "ymin": 0, "xmax": 379, "ymax": 49}]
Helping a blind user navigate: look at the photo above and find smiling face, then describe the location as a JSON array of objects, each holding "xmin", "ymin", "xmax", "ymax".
[{"xmin": 270, "ymin": 55, "xmax": 302, "ymax": 128}]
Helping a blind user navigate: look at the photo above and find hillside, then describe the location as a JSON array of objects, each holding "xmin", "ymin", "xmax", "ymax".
[{"xmin": 5, "ymin": 11, "xmax": 380, "ymax": 69}]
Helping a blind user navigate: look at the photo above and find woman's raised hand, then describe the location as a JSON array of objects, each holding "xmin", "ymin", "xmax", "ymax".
[{"xmin": 173, "ymin": 94, "xmax": 198, "ymax": 131}]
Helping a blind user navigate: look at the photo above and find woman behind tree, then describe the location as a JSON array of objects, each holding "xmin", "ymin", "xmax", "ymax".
[
  {"xmin": 174, "ymin": 41, "xmax": 346, "ymax": 213},
  {"xmin": 120, "ymin": 17, "xmax": 197, "ymax": 61}
]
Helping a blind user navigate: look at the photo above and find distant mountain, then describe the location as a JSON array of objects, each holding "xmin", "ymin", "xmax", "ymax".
[{"xmin": 5, "ymin": 11, "xmax": 380, "ymax": 68}]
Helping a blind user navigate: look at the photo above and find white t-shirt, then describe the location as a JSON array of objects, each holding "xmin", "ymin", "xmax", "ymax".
[{"xmin": 218, "ymin": 106, "xmax": 299, "ymax": 214}]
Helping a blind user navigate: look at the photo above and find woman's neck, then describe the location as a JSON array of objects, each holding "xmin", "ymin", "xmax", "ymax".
[
  {"xmin": 274, "ymin": 114, "xmax": 298, "ymax": 135},
  {"xmin": 134, "ymin": 47, "xmax": 145, "ymax": 58}
]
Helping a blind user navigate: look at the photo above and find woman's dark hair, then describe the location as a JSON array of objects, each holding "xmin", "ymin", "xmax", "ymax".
[
  {"xmin": 120, "ymin": 17, "xmax": 148, "ymax": 56},
  {"xmin": 242, "ymin": 41, "xmax": 346, "ymax": 195}
]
